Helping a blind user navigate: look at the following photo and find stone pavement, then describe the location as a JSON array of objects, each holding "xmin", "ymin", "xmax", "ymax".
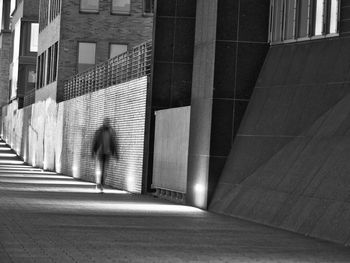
[{"xmin": 0, "ymin": 141, "xmax": 349, "ymax": 262}]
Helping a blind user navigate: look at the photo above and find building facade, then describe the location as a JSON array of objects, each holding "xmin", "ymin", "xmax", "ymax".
[
  {"xmin": 9, "ymin": 0, "xmax": 39, "ymax": 109},
  {"xmin": 35, "ymin": 0, "xmax": 153, "ymax": 103},
  {"xmin": 149, "ymin": 0, "xmax": 350, "ymax": 245},
  {"xmin": 0, "ymin": 0, "xmax": 11, "ymax": 113}
]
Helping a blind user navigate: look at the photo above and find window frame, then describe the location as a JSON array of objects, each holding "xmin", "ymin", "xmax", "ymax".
[
  {"xmin": 325, "ymin": 0, "xmax": 340, "ymax": 35},
  {"xmin": 143, "ymin": 0, "xmax": 154, "ymax": 15},
  {"xmin": 10, "ymin": 0, "xmax": 16, "ymax": 16},
  {"xmin": 80, "ymin": 0, "xmax": 99, "ymax": 13},
  {"xmin": 111, "ymin": 0, "xmax": 131, "ymax": 15},
  {"xmin": 269, "ymin": 0, "xmax": 340, "ymax": 45},
  {"xmin": 29, "ymin": 23, "xmax": 39, "ymax": 53},
  {"xmin": 36, "ymin": 51, "xmax": 47, "ymax": 89},
  {"xmin": 109, "ymin": 43, "xmax": 128, "ymax": 59},
  {"xmin": 77, "ymin": 41, "xmax": 97, "ymax": 73}
]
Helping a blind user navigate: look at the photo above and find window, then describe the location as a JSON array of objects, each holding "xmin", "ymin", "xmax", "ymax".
[
  {"xmin": 1, "ymin": 0, "xmax": 11, "ymax": 31},
  {"xmin": 30, "ymin": 23, "xmax": 39, "ymax": 52},
  {"xmin": 49, "ymin": 0, "xmax": 62, "ymax": 22},
  {"xmin": 12, "ymin": 21, "xmax": 20, "ymax": 63},
  {"xmin": 328, "ymin": 0, "xmax": 339, "ymax": 34},
  {"xmin": 40, "ymin": 0, "xmax": 49, "ymax": 30},
  {"xmin": 10, "ymin": 0, "xmax": 15, "ymax": 15},
  {"xmin": 36, "ymin": 42, "xmax": 58, "ymax": 89},
  {"xmin": 10, "ymin": 21, "xmax": 21, "ymax": 99},
  {"xmin": 111, "ymin": 0, "xmax": 130, "ymax": 14},
  {"xmin": 269, "ymin": 0, "xmax": 339, "ymax": 43},
  {"xmin": 0, "ymin": 1, "xmax": 3, "ymax": 32},
  {"xmin": 80, "ymin": 0, "xmax": 99, "ymax": 13},
  {"xmin": 46, "ymin": 42, "xmax": 59, "ymax": 84},
  {"xmin": 37, "ymin": 51, "xmax": 46, "ymax": 89},
  {"xmin": 313, "ymin": 0, "xmax": 324, "ymax": 35},
  {"xmin": 78, "ymin": 42, "xmax": 96, "ymax": 73},
  {"xmin": 20, "ymin": 22, "xmax": 39, "ymax": 56},
  {"xmin": 296, "ymin": 0, "xmax": 310, "ymax": 38},
  {"xmin": 284, "ymin": 0, "xmax": 296, "ymax": 40},
  {"xmin": 270, "ymin": 0, "xmax": 282, "ymax": 42},
  {"xmin": 109, "ymin": 44, "xmax": 127, "ymax": 58},
  {"xmin": 144, "ymin": 0, "xmax": 154, "ymax": 14},
  {"xmin": 53, "ymin": 42, "xmax": 58, "ymax": 81}
]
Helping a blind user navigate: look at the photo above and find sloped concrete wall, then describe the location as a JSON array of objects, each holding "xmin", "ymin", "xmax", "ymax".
[
  {"xmin": 210, "ymin": 38, "xmax": 350, "ymax": 245},
  {"xmin": 1, "ymin": 77, "xmax": 147, "ymax": 193}
]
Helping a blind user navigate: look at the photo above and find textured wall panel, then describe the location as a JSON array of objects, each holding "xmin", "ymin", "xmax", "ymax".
[
  {"xmin": 2, "ymin": 77, "xmax": 148, "ymax": 194},
  {"xmin": 60, "ymin": 77, "xmax": 147, "ymax": 192},
  {"xmin": 152, "ymin": 106, "xmax": 191, "ymax": 193}
]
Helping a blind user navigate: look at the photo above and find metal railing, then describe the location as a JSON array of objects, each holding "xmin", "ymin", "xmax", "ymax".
[{"xmin": 64, "ymin": 40, "xmax": 152, "ymax": 101}]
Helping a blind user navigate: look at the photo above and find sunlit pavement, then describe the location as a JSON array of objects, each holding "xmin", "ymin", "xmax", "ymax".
[{"xmin": 0, "ymin": 142, "xmax": 349, "ymax": 262}]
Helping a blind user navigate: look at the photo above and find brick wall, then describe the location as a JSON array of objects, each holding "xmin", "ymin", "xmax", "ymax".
[
  {"xmin": 2, "ymin": 76, "xmax": 148, "ymax": 193},
  {"xmin": 58, "ymin": 0, "xmax": 153, "ymax": 101},
  {"xmin": 37, "ymin": 0, "xmax": 153, "ymax": 102}
]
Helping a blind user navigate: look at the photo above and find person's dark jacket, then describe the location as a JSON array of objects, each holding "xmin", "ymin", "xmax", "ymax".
[{"xmin": 92, "ymin": 125, "xmax": 118, "ymax": 158}]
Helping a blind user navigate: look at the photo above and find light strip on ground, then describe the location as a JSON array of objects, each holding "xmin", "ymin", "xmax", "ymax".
[
  {"xmin": 0, "ymin": 174, "xmax": 73, "ymax": 179},
  {"xmin": 0, "ymin": 171, "xmax": 59, "ymax": 175},
  {"xmin": 11, "ymin": 198, "xmax": 204, "ymax": 214},
  {"xmin": 0, "ymin": 153, "xmax": 17, "ymax": 157},
  {"xmin": 0, "ymin": 178, "xmax": 95, "ymax": 185},
  {"xmin": 0, "ymin": 167, "xmax": 42, "ymax": 171},
  {"xmin": 0, "ymin": 160, "xmax": 24, "ymax": 164},
  {"xmin": 0, "ymin": 165, "xmax": 36, "ymax": 168},
  {"xmin": 0, "ymin": 186, "xmax": 128, "ymax": 194}
]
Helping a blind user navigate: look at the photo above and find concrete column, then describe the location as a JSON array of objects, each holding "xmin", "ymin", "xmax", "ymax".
[
  {"xmin": 186, "ymin": 0, "xmax": 269, "ymax": 208},
  {"xmin": 186, "ymin": 0, "xmax": 218, "ymax": 208}
]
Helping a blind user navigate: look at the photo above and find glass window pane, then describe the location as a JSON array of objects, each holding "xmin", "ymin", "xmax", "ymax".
[
  {"xmin": 144, "ymin": 0, "xmax": 154, "ymax": 13},
  {"xmin": 329, "ymin": 0, "xmax": 338, "ymax": 34},
  {"xmin": 30, "ymin": 23, "xmax": 39, "ymax": 52},
  {"xmin": 78, "ymin": 42, "xmax": 96, "ymax": 73},
  {"xmin": 0, "ymin": 1, "xmax": 3, "ymax": 31},
  {"xmin": 272, "ymin": 0, "xmax": 283, "ymax": 42},
  {"xmin": 112, "ymin": 0, "xmax": 130, "ymax": 14},
  {"xmin": 53, "ymin": 42, "xmax": 58, "ymax": 81},
  {"xmin": 80, "ymin": 0, "xmax": 99, "ymax": 12},
  {"xmin": 10, "ymin": 0, "xmax": 15, "ymax": 15},
  {"xmin": 297, "ymin": 0, "xmax": 309, "ymax": 38},
  {"xmin": 314, "ymin": 0, "xmax": 324, "ymax": 35},
  {"xmin": 109, "ymin": 44, "xmax": 127, "ymax": 58},
  {"xmin": 284, "ymin": 0, "xmax": 296, "ymax": 40}
]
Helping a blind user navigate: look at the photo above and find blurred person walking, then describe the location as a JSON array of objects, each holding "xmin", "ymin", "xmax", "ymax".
[{"xmin": 92, "ymin": 117, "xmax": 118, "ymax": 193}]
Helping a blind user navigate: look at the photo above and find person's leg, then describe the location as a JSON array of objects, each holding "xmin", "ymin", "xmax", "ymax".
[
  {"xmin": 100, "ymin": 155, "xmax": 107, "ymax": 191},
  {"xmin": 95, "ymin": 155, "xmax": 102, "ymax": 190}
]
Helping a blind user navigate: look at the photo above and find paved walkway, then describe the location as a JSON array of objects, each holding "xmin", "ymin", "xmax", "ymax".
[{"xmin": 0, "ymin": 141, "xmax": 349, "ymax": 262}]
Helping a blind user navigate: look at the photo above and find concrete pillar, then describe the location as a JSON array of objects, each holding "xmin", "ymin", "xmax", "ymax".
[{"xmin": 186, "ymin": 0, "xmax": 269, "ymax": 208}]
